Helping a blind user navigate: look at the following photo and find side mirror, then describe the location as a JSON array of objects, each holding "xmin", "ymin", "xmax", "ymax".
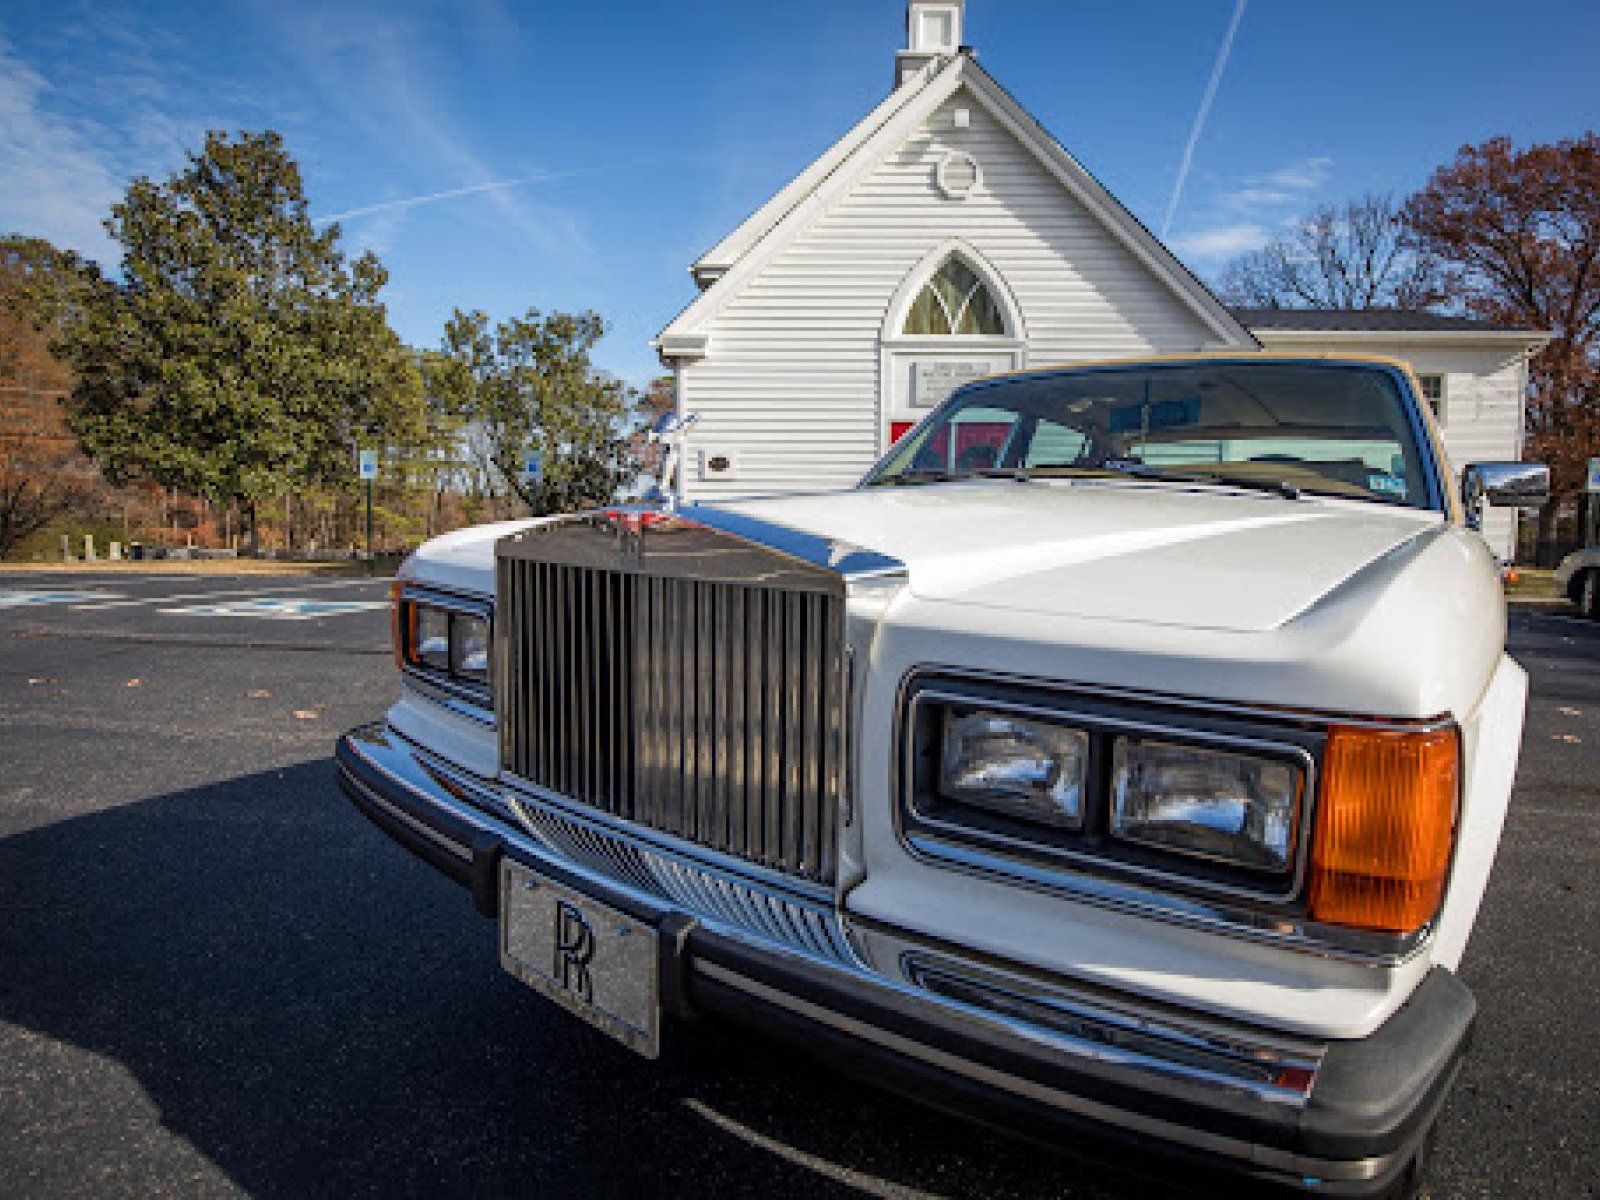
[{"xmin": 1461, "ymin": 462, "xmax": 1549, "ymax": 529}]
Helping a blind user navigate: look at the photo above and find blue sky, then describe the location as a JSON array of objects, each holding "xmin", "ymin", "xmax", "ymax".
[{"xmin": 2, "ymin": 0, "xmax": 1595, "ymax": 387}]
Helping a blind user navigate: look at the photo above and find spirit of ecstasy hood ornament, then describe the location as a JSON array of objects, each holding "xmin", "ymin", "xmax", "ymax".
[{"xmin": 644, "ymin": 411, "xmax": 699, "ymax": 512}]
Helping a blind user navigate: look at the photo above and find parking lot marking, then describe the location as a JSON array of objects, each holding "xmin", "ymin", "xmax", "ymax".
[
  {"xmin": 0, "ymin": 590, "xmax": 125, "ymax": 608},
  {"xmin": 1543, "ymin": 614, "xmax": 1595, "ymax": 629},
  {"xmin": 161, "ymin": 598, "xmax": 392, "ymax": 621},
  {"xmin": 73, "ymin": 578, "xmax": 387, "ymax": 611}
]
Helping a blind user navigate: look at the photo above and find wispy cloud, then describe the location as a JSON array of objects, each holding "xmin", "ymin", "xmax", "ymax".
[
  {"xmin": 0, "ymin": 7, "xmax": 285, "ymax": 268},
  {"xmin": 1167, "ymin": 222, "xmax": 1271, "ymax": 262},
  {"xmin": 1264, "ymin": 160, "xmax": 1334, "ymax": 191},
  {"xmin": 1168, "ymin": 155, "xmax": 1334, "ymax": 266},
  {"xmin": 1161, "ymin": 0, "xmax": 1248, "ymax": 239},
  {"xmin": 0, "ymin": 33, "xmax": 123, "ymax": 262},
  {"xmin": 261, "ymin": 3, "xmax": 596, "ymax": 266}
]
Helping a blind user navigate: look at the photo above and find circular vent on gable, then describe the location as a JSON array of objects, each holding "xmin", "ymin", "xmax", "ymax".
[{"xmin": 936, "ymin": 151, "xmax": 980, "ymax": 200}]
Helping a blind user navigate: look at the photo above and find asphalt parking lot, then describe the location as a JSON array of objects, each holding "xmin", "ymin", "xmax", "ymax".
[{"xmin": 1, "ymin": 571, "xmax": 1597, "ymax": 1198}]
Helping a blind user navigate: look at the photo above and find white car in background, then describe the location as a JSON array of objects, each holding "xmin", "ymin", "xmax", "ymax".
[
  {"xmin": 338, "ymin": 354, "xmax": 1547, "ymax": 1197},
  {"xmin": 1555, "ymin": 545, "xmax": 1600, "ymax": 618}
]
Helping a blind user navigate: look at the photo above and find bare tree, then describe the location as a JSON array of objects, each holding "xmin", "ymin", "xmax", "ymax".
[{"xmin": 1217, "ymin": 194, "xmax": 1447, "ymax": 310}]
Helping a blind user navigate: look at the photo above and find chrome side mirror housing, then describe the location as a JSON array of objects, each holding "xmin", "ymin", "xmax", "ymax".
[{"xmin": 1461, "ymin": 462, "xmax": 1549, "ymax": 530}]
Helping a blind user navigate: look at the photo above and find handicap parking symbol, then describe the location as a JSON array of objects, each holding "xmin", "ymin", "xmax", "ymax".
[
  {"xmin": 0, "ymin": 590, "xmax": 124, "ymax": 608},
  {"xmin": 162, "ymin": 597, "xmax": 391, "ymax": 621}
]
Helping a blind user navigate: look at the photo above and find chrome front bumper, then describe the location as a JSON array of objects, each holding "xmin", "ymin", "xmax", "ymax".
[{"xmin": 336, "ymin": 722, "xmax": 1473, "ymax": 1196}]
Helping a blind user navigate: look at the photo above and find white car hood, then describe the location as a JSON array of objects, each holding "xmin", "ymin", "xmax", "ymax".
[{"xmin": 717, "ymin": 482, "xmax": 1440, "ymax": 633}]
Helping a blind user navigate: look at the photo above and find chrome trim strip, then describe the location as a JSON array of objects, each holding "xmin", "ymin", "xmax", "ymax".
[
  {"xmin": 695, "ymin": 961, "xmax": 1387, "ymax": 1184},
  {"xmin": 672, "ymin": 504, "xmax": 908, "ymax": 582},
  {"xmin": 340, "ymin": 744, "xmax": 472, "ymax": 862},
  {"xmin": 898, "ymin": 955, "xmax": 1323, "ymax": 1097},
  {"xmin": 912, "ymin": 664, "xmax": 1459, "ymax": 734},
  {"xmin": 895, "ymin": 669, "xmax": 1434, "ymax": 966},
  {"xmin": 402, "ymin": 675, "xmax": 495, "ymax": 728},
  {"xmin": 902, "ymin": 832, "xmax": 1430, "ymax": 965}
]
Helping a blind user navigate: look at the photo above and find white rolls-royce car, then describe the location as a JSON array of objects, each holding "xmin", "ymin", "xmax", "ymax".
[{"xmin": 337, "ymin": 355, "xmax": 1545, "ymax": 1197}]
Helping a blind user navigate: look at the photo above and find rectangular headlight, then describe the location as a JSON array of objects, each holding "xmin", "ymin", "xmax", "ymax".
[
  {"xmin": 398, "ymin": 597, "xmax": 492, "ymax": 698},
  {"xmin": 941, "ymin": 710, "xmax": 1088, "ymax": 829},
  {"xmin": 1111, "ymin": 738, "xmax": 1302, "ymax": 872},
  {"xmin": 450, "ymin": 613, "xmax": 491, "ymax": 684},
  {"xmin": 413, "ymin": 605, "xmax": 451, "ymax": 672}
]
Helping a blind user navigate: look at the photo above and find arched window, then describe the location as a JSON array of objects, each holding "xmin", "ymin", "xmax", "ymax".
[{"xmin": 902, "ymin": 258, "xmax": 1007, "ymax": 336}]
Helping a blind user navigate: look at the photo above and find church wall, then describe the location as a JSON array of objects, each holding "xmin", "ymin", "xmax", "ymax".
[{"xmin": 679, "ymin": 88, "xmax": 1223, "ymax": 500}]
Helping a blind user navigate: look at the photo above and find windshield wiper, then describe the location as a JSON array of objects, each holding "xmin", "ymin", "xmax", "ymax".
[
  {"xmin": 879, "ymin": 465, "xmax": 1114, "ymax": 486},
  {"xmin": 877, "ymin": 464, "xmax": 1305, "ymax": 499},
  {"xmin": 1096, "ymin": 464, "xmax": 1306, "ymax": 501},
  {"xmin": 875, "ymin": 467, "xmax": 977, "ymax": 486}
]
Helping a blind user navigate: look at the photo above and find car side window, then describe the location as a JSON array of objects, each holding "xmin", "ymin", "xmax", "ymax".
[
  {"xmin": 909, "ymin": 405, "xmax": 1024, "ymax": 472},
  {"xmin": 1021, "ymin": 418, "xmax": 1088, "ymax": 468}
]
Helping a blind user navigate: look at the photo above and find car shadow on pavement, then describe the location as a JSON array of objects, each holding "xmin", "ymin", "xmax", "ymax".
[{"xmin": 0, "ymin": 761, "xmax": 1146, "ymax": 1199}]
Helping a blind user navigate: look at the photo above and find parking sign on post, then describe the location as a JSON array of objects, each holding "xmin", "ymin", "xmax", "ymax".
[{"xmin": 359, "ymin": 449, "xmax": 378, "ymax": 570}]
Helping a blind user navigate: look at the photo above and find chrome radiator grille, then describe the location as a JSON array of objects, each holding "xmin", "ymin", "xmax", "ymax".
[{"xmin": 496, "ymin": 517, "xmax": 848, "ymax": 885}]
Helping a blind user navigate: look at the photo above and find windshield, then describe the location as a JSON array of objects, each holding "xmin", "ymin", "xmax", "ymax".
[{"xmin": 866, "ymin": 361, "xmax": 1439, "ymax": 509}]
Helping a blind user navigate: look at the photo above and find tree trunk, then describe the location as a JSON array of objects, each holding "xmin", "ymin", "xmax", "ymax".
[
  {"xmin": 245, "ymin": 499, "xmax": 259, "ymax": 558},
  {"xmin": 1536, "ymin": 499, "xmax": 1560, "ymax": 568}
]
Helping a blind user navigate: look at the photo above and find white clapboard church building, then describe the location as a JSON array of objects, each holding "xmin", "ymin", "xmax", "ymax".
[{"xmin": 653, "ymin": 0, "xmax": 1546, "ymax": 557}]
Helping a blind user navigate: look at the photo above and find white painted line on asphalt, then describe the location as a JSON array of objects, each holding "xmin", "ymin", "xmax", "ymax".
[
  {"xmin": 1542, "ymin": 614, "xmax": 1594, "ymax": 628},
  {"xmin": 70, "ymin": 577, "xmax": 388, "ymax": 611},
  {"xmin": 0, "ymin": 590, "xmax": 125, "ymax": 607},
  {"xmin": 160, "ymin": 598, "xmax": 392, "ymax": 620}
]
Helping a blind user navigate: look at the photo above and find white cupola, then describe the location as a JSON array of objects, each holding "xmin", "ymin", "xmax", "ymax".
[{"xmin": 896, "ymin": 1, "xmax": 965, "ymax": 88}]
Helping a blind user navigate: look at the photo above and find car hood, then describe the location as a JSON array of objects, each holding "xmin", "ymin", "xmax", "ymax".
[{"xmin": 716, "ymin": 482, "xmax": 1441, "ymax": 633}]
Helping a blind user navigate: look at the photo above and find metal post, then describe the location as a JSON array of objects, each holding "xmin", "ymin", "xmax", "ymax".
[{"xmin": 365, "ymin": 478, "xmax": 375, "ymax": 575}]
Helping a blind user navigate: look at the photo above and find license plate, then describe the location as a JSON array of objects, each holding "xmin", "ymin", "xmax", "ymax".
[{"xmin": 499, "ymin": 863, "xmax": 661, "ymax": 1058}]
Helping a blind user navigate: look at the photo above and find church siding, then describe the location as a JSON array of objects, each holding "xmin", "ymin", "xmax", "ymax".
[{"xmin": 679, "ymin": 89, "xmax": 1219, "ymax": 499}]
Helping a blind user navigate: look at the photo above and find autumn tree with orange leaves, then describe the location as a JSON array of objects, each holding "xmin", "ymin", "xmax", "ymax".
[
  {"xmin": 1406, "ymin": 134, "xmax": 1600, "ymax": 552},
  {"xmin": 0, "ymin": 237, "xmax": 102, "ymax": 557}
]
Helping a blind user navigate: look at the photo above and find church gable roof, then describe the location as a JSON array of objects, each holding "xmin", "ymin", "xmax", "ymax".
[{"xmin": 661, "ymin": 54, "xmax": 1255, "ymax": 352}]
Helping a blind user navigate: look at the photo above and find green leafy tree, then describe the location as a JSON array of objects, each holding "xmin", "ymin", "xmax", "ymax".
[
  {"xmin": 427, "ymin": 307, "xmax": 636, "ymax": 515},
  {"xmin": 61, "ymin": 130, "xmax": 425, "ymax": 552}
]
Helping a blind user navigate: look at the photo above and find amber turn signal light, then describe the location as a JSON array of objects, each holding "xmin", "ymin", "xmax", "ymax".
[
  {"xmin": 390, "ymin": 580, "xmax": 409, "ymax": 671},
  {"xmin": 1307, "ymin": 725, "xmax": 1459, "ymax": 934}
]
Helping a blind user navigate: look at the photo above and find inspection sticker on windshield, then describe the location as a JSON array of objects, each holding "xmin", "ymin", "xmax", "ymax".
[
  {"xmin": 1367, "ymin": 472, "xmax": 1407, "ymax": 496},
  {"xmin": 0, "ymin": 590, "xmax": 124, "ymax": 608},
  {"xmin": 161, "ymin": 598, "xmax": 390, "ymax": 620}
]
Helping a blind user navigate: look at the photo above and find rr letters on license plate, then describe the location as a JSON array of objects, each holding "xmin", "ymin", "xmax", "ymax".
[{"xmin": 499, "ymin": 863, "xmax": 661, "ymax": 1058}]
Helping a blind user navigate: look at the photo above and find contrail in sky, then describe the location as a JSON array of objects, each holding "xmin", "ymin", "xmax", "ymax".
[
  {"xmin": 315, "ymin": 177, "xmax": 546, "ymax": 224},
  {"xmin": 1161, "ymin": 0, "xmax": 1248, "ymax": 239}
]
